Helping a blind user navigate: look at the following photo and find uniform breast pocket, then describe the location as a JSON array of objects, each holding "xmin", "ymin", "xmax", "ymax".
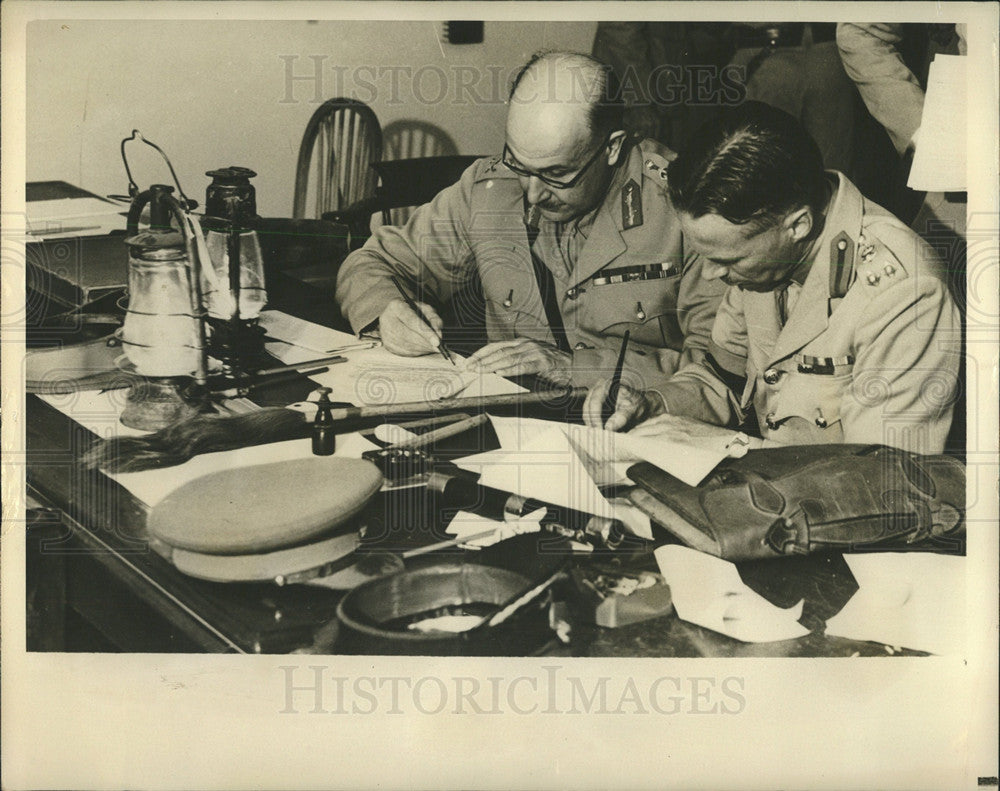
[
  {"xmin": 484, "ymin": 297, "xmax": 551, "ymax": 342},
  {"xmin": 768, "ymin": 372, "xmax": 852, "ymax": 435},
  {"xmin": 580, "ymin": 277, "xmax": 682, "ymax": 348}
]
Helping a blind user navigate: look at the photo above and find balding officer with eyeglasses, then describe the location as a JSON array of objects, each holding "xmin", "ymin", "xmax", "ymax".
[{"xmin": 336, "ymin": 51, "xmax": 725, "ymax": 387}]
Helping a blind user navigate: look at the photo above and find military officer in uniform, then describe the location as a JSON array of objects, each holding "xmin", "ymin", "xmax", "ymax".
[
  {"xmin": 585, "ymin": 102, "xmax": 960, "ymax": 455},
  {"xmin": 336, "ymin": 51, "xmax": 726, "ymax": 388}
]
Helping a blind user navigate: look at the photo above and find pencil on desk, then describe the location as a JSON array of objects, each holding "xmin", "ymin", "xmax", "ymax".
[
  {"xmin": 602, "ymin": 330, "xmax": 630, "ymax": 426},
  {"xmin": 323, "ymin": 340, "xmax": 381, "ymax": 354},
  {"xmin": 390, "ymin": 275, "xmax": 455, "ymax": 366},
  {"xmin": 253, "ymin": 354, "xmax": 346, "ymax": 377}
]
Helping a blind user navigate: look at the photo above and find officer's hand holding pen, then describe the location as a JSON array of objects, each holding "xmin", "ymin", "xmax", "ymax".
[
  {"xmin": 378, "ymin": 297, "xmax": 448, "ymax": 358},
  {"xmin": 583, "ymin": 380, "xmax": 664, "ymax": 432}
]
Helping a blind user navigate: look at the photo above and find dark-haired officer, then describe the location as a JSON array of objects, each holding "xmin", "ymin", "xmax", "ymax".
[
  {"xmin": 584, "ymin": 101, "xmax": 960, "ymax": 454},
  {"xmin": 336, "ymin": 51, "xmax": 725, "ymax": 388}
]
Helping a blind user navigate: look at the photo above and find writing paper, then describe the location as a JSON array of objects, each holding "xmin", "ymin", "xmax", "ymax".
[{"xmin": 261, "ymin": 310, "xmax": 525, "ymax": 404}]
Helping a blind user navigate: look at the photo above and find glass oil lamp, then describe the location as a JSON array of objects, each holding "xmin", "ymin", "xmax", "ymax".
[
  {"xmin": 116, "ymin": 131, "xmax": 209, "ymax": 430},
  {"xmin": 199, "ymin": 167, "xmax": 268, "ymax": 374},
  {"xmin": 119, "ymin": 183, "xmax": 209, "ymax": 429}
]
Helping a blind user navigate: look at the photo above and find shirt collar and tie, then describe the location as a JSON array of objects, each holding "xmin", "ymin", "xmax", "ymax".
[
  {"xmin": 531, "ymin": 156, "xmax": 631, "ymax": 278},
  {"xmin": 774, "ymin": 255, "xmax": 813, "ymax": 326}
]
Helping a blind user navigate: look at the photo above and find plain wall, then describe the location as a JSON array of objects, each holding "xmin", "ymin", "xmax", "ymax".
[{"xmin": 26, "ymin": 19, "xmax": 597, "ymax": 217}]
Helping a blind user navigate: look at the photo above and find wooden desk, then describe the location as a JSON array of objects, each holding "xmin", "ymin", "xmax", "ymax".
[
  {"xmin": 27, "ymin": 390, "xmax": 916, "ymax": 657},
  {"xmin": 21, "ymin": 195, "xmax": 925, "ymax": 657}
]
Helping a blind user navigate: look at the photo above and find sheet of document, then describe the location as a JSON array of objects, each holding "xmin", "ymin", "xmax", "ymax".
[
  {"xmin": 655, "ymin": 545, "xmax": 810, "ymax": 643},
  {"xmin": 260, "ymin": 310, "xmax": 525, "ymax": 404},
  {"xmin": 481, "ymin": 414, "xmax": 739, "ymax": 487},
  {"xmin": 453, "ymin": 419, "xmax": 656, "ymax": 537},
  {"xmin": 824, "ymin": 552, "xmax": 966, "ymax": 656},
  {"xmin": 456, "ymin": 425, "xmax": 617, "ymax": 519},
  {"xmin": 908, "ymin": 54, "xmax": 967, "ymax": 191}
]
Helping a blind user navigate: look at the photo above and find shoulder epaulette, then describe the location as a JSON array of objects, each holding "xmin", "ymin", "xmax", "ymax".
[
  {"xmin": 473, "ymin": 155, "xmax": 517, "ymax": 182},
  {"xmin": 637, "ymin": 140, "xmax": 676, "ymax": 187},
  {"xmin": 854, "ymin": 233, "xmax": 910, "ymax": 293}
]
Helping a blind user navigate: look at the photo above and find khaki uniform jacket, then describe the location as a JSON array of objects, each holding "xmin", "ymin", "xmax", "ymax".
[
  {"xmin": 657, "ymin": 173, "xmax": 961, "ymax": 454},
  {"xmin": 336, "ymin": 140, "xmax": 726, "ymax": 388}
]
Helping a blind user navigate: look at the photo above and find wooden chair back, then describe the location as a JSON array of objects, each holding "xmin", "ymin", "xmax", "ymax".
[{"xmin": 293, "ymin": 98, "xmax": 382, "ymax": 219}]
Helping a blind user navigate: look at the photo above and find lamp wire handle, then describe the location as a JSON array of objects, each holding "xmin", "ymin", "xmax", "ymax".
[{"xmin": 115, "ymin": 130, "xmax": 198, "ymax": 210}]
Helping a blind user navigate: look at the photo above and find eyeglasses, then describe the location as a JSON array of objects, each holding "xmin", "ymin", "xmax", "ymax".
[{"xmin": 501, "ymin": 137, "xmax": 610, "ymax": 189}]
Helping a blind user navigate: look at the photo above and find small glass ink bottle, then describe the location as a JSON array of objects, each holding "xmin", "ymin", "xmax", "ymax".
[{"xmin": 312, "ymin": 387, "xmax": 336, "ymax": 455}]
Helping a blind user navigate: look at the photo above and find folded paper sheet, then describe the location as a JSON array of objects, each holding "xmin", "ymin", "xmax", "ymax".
[
  {"xmin": 655, "ymin": 545, "xmax": 811, "ymax": 643},
  {"xmin": 824, "ymin": 552, "xmax": 966, "ymax": 656},
  {"xmin": 261, "ymin": 310, "xmax": 525, "ymax": 404}
]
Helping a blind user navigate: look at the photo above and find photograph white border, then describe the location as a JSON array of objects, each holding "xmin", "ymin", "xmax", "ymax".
[{"xmin": 3, "ymin": 2, "xmax": 997, "ymax": 789}]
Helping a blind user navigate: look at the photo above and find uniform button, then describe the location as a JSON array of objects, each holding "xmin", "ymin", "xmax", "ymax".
[
  {"xmin": 765, "ymin": 413, "xmax": 778, "ymax": 430},
  {"xmin": 866, "ymin": 272, "xmax": 880, "ymax": 286},
  {"xmin": 573, "ymin": 341, "xmax": 592, "ymax": 351},
  {"xmin": 635, "ymin": 301, "xmax": 646, "ymax": 321},
  {"xmin": 763, "ymin": 368, "xmax": 780, "ymax": 385},
  {"xmin": 883, "ymin": 264, "xmax": 896, "ymax": 276},
  {"xmin": 565, "ymin": 287, "xmax": 579, "ymax": 300},
  {"xmin": 815, "ymin": 416, "xmax": 828, "ymax": 428}
]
